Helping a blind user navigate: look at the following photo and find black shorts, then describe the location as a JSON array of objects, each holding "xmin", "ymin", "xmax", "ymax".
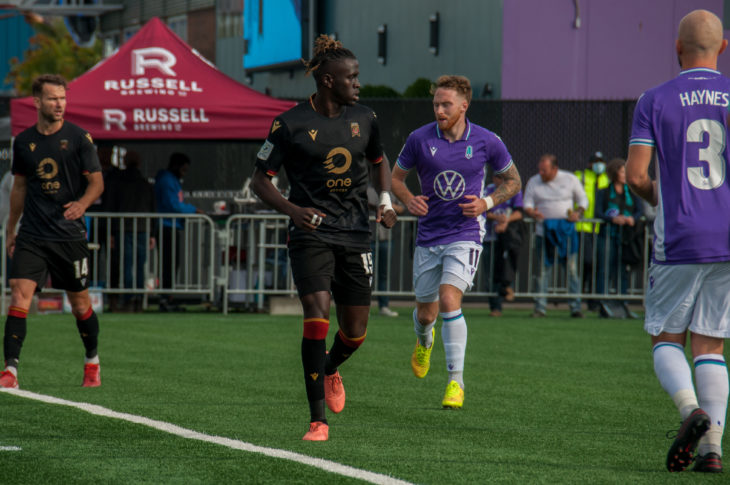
[
  {"xmin": 10, "ymin": 236, "xmax": 91, "ymax": 292},
  {"xmin": 288, "ymin": 239, "xmax": 373, "ymax": 306}
]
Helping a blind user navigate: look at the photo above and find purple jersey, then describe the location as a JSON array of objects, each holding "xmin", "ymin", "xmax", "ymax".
[
  {"xmin": 630, "ymin": 68, "xmax": 730, "ymax": 264},
  {"xmin": 397, "ymin": 119, "xmax": 513, "ymax": 246}
]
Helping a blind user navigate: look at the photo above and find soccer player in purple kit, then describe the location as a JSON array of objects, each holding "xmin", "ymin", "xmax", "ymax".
[
  {"xmin": 392, "ymin": 75, "xmax": 521, "ymax": 408},
  {"xmin": 626, "ymin": 9, "xmax": 729, "ymax": 473}
]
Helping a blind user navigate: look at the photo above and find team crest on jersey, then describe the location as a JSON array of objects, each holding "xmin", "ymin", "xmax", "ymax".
[
  {"xmin": 465, "ymin": 145, "xmax": 473, "ymax": 159},
  {"xmin": 308, "ymin": 129, "xmax": 318, "ymax": 141},
  {"xmin": 350, "ymin": 122, "xmax": 360, "ymax": 137},
  {"xmin": 85, "ymin": 133, "xmax": 93, "ymax": 144},
  {"xmin": 60, "ymin": 139, "xmax": 68, "ymax": 150},
  {"xmin": 433, "ymin": 170, "xmax": 466, "ymax": 201},
  {"xmin": 29, "ymin": 143, "xmax": 36, "ymax": 152},
  {"xmin": 430, "ymin": 146, "xmax": 438, "ymax": 157},
  {"xmin": 271, "ymin": 120, "xmax": 281, "ymax": 133},
  {"xmin": 257, "ymin": 140, "xmax": 274, "ymax": 160}
]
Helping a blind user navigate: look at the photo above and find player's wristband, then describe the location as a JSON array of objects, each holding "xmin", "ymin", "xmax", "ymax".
[
  {"xmin": 481, "ymin": 196, "xmax": 495, "ymax": 212},
  {"xmin": 379, "ymin": 191, "xmax": 393, "ymax": 212}
]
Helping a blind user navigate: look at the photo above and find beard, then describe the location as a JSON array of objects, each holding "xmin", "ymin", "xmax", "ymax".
[{"xmin": 437, "ymin": 110, "xmax": 461, "ymax": 131}]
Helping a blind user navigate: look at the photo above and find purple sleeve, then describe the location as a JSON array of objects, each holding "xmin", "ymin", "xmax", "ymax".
[
  {"xmin": 629, "ymin": 92, "xmax": 655, "ymax": 147},
  {"xmin": 395, "ymin": 133, "xmax": 417, "ymax": 171},
  {"xmin": 489, "ymin": 135, "xmax": 514, "ymax": 174}
]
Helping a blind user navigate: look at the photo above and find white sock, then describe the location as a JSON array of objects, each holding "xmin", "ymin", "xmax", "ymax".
[
  {"xmin": 694, "ymin": 354, "xmax": 728, "ymax": 457},
  {"xmin": 441, "ymin": 309, "xmax": 467, "ymax": 388},
  {"xmin": 413, "ymin": 309, "xmax": 436, "ymax": 348},
  {"xmin": 85, "ymin": 355, "xmax": 100, "ymax": 365},
  {"xmin": 4, "ymin": 366, "xmax": 17, "ymax": 377},
  {"xmin": 653, "ymin": 342, "xmax": 698, "ymax": 419}
]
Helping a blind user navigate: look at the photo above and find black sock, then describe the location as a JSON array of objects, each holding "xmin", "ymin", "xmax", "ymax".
[
  {"xmin": 325, "ymin": 331, "xmax": 362, "ymax": 375},
  {"xmin": 76, "ymin": 309, "xmax": 99, "ymax": 359},
  {"xmin": 4, "ymin": 309, "xmax": 28, "ymax": 368},
  {"xmin": 301, "ymin": 337, "xmax": 327, "ymax": 424}
]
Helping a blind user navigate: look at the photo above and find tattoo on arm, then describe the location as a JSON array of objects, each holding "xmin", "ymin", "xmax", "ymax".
[{"xmin": 489, "ymin": 165, "xmax": 522, "ymax": 207}]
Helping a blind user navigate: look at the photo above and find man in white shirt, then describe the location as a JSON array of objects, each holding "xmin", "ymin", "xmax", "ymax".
[{"xmin": 523, "ymin": 153, "xmax": 588, "ymax": 317}]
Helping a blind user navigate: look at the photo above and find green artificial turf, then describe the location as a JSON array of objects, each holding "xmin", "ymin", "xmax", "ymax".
[{"xmin": 0, "ymin": 308, "xmax": 727, "ymax": 484}]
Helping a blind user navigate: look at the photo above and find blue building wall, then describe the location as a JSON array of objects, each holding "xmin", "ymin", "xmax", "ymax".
[{"xmin": 0, "ymin": 11, "xmax": 34, "ymax": 94}]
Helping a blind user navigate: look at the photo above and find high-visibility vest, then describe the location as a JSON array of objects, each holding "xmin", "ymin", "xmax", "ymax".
[{"xmin": 574, "ymin": 168, "xmax": 609, "ymax": 233}]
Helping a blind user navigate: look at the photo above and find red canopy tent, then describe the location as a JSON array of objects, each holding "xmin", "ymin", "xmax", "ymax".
[{"xmin": 11, "ymin": 17, "xmax": 295, "ymax": 139}]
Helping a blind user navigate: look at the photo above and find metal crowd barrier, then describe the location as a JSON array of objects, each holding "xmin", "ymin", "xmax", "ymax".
[{"xmin": 0, "ymin": 213, "xmax": 654, "ymax": 315}]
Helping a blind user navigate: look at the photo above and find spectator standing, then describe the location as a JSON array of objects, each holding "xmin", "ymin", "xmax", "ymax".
[
  {"xmin": 595, "ymin": 158, "xmax": 642, "ymax": 318},
  {"xmin": 107, "ymin": 150, "xmax": 155, "ymax": 312},
  {"xmin": 523, "ymin": 154, "xmax": 588, "ymax": 318},
  {"xmin": 575, "ymin": 151, "xmax": 610, "ymax": 311},
  {"xmin": 154, "ymin": 152, "xmax": 203, "ymax": 312},
  {"xmin": 482, "ymin": 172, "xmax": 524, "ymax": 317}
]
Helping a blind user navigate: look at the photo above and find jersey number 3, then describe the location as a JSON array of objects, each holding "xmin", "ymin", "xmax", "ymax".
[{"xmin": 687, "ymin": 118, "xmax": 726, "ymax": 190}]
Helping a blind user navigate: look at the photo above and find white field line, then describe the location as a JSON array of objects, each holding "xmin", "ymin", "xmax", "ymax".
[
  {"xmin": 0, "ymin": 388, "xmax": 414, "ymax": 485},
  {"xmin": 0, "ymin": 446, "xmax": 22, "ymax": 451}
]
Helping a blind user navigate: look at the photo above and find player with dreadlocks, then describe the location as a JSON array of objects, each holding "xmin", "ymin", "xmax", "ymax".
[{"xmin": 252, "ymin": 35, "xmax": 397, "ymax": 441}]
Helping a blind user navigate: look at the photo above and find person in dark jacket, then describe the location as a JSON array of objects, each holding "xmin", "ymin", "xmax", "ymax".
[
  {"xmin": 595, "ymin": 158, "xmax": 642, "ymax": 317},
  {"xmin": 107, "ymin": 150, "xmax": 155, "ymax": 311}
]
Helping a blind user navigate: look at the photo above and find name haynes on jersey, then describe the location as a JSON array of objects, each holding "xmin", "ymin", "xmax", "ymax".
[
  {"xmin": 679, "ymin": 89, "xmax": 730, "ymax": 107},
  {"xmin": 103, "ymin": 108, "xmax": 209, "ymax": 133}
]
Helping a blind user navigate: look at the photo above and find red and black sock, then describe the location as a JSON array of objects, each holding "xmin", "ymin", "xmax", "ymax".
[
  {"xmin": 302, "ymin": 317, "xmax": 329, "ymax": 423},
  {"xmin": 75, "ymin": 307, "xmax": 99, "ymax": 359},
  {"xmin": 325, "ymin": 329, "xmax": 366, "ymax": 376},
  {"xmin": 3, "ymin": 306, "xmax": 28, "ymax": 368}
]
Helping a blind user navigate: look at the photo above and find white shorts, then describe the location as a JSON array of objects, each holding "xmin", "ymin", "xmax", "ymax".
[
  {"xmin": 413, "ymin": 242, "xmax": 482, "ymax": 302},
  {"xmin": 644, "ymin": 262, "xmax": 730, "ymax": 338}
]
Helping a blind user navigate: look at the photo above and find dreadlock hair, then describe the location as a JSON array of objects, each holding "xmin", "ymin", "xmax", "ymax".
[{"xmin": 303, "ymin": 34, "xmax": 356, "ymax": 82}]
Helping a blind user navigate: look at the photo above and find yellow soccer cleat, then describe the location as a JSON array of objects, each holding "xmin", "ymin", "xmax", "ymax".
[
  {"xmin": 442, "ymin": 380, "xmax": 464, "ymax": 409},
  {"xmin": 411, "ymin": 328, "xmax": 435, "ymax": 378}
]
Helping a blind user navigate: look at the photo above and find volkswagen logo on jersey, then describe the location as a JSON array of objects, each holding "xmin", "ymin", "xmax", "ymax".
[{"xmin": 433, "ymin": 170, "xmax": 466, "ymax": 200}]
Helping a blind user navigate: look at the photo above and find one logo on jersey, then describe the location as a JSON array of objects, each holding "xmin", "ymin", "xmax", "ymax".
[
  {"xmin": 29, "ymin": 143, "xmax": 36, "ymax": 152},
  {"xmin": 351, "ymin": 122, "xmax": 360, "ymax": 137},
  {"xmin": 85, "ymin": 133, "xmax": 93, "ymax": 144},
  {"xmin": 323, "ymin": 147, "xmax": 353, "ymax": 192},
  {"xmin": 257, "ymin": 140, "xmax": 274, "ymax": 161},
  {"xmin": 37, "ymin": 158, "xmax": 59, "ymax": 180},
  {"xmin": 465, "ymin": 145, "xmax": 473, "ymax": 159},
  {"xmin": 323, "ymin": 147, "xmax": 352, "ymax": 175},
  {"xmin": 60, "ymin": 140, "xmax": 68, "ymax": 150},
  {"xmin": 430, "ymin": 146, "xmax": 437, "ymax": 157},
  {"xmin": 271, "ymin": 120, "xmax": 281, "ymax": 133},
  {"xmin": 37, "ymin": 158, "xmax": 61, "ymax": 194},
  {"xmin": 433, "ymin": 170, "xmax": 466, "ymax": 200},
  {"xmin": 308, "ymin": 129, "xmax": 318, "ymax": 141}
]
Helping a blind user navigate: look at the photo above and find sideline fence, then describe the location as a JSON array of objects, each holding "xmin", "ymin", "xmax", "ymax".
[{"xmin": 0, "ymin": 213, "xmax": 652, "ymax": 315}]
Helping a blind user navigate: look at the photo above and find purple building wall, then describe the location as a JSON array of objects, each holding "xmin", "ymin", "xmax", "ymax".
[{"xmin": 502, "ymin": 0, "xmax": 729, "ymax": 100}]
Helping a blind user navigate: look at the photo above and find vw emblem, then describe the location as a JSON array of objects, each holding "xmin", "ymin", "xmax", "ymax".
[{"xmin": 433, "ymin": 170, "xmax": 466, "ymax": 200}]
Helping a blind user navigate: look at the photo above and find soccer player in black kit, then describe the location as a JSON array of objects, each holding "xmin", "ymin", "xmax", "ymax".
[
  {"xmin": 253, "ymin": 36, "xmax": 398, "ymax": 441},
  {"xmin": 0, "ymin": 74, "xmax": 104, "ymax": 389}
]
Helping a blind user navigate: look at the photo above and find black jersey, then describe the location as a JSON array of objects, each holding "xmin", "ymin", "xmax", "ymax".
[
  {"xmin": 12, "ymin": 121, "xmax": 101, "ymax": 241},
  {"xmin": 256, "ymin": 97, "xmax": 384, "ymax": 249}
]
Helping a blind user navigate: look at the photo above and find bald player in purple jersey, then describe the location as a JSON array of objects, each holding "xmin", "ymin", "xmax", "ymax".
[
  {"xmin": 392, "ymin": 75, "xmax": 521, "ymax": 409},
  {"xmin": 626, "ymin": 9, "xmax": 730, "ymax": 473}
]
